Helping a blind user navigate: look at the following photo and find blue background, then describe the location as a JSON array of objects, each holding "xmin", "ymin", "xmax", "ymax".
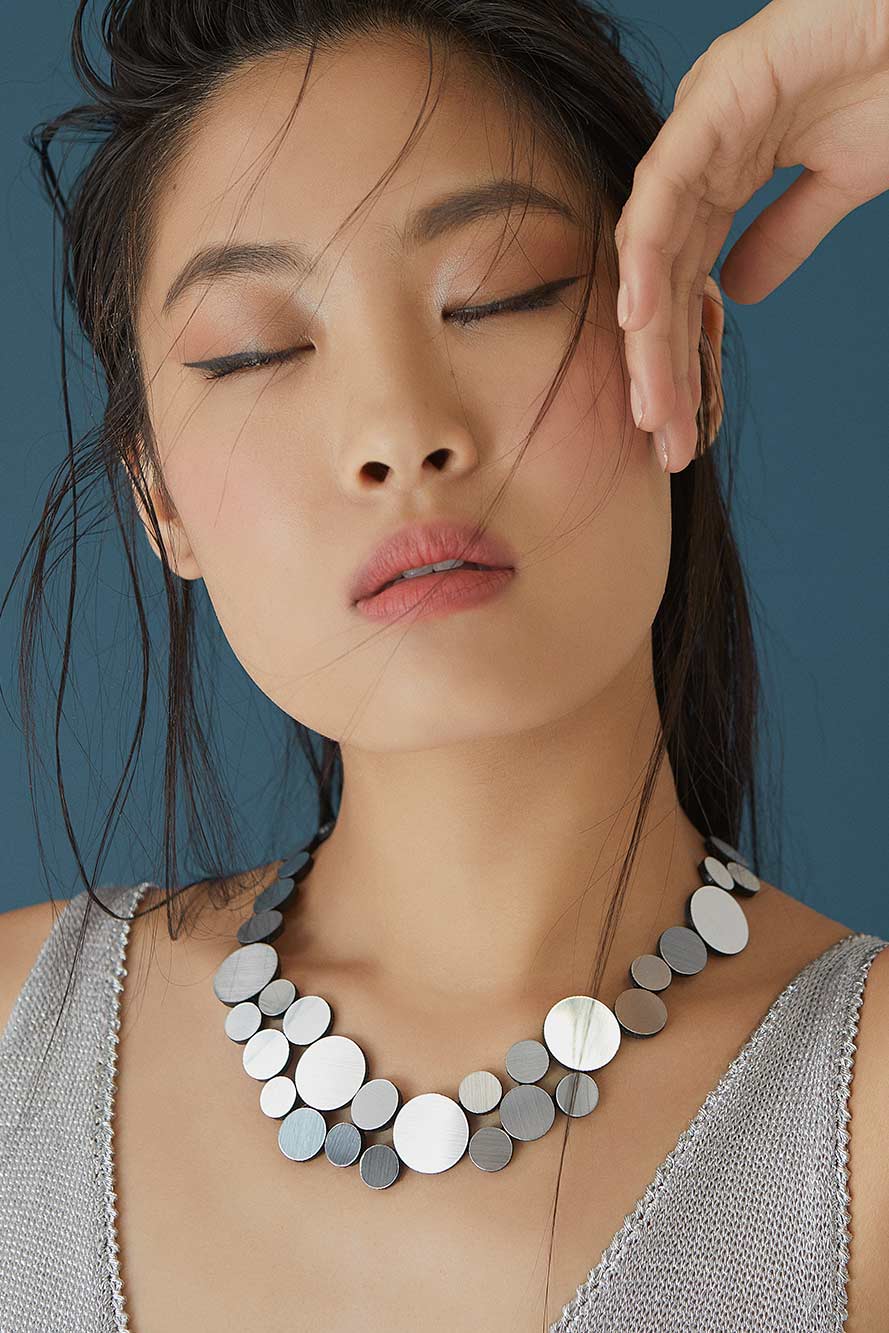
[{"xmin": 1, "ymin": 2, "xmax": 886, "ymax": 930}]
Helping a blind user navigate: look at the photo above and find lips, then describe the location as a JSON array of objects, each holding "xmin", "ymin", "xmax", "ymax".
[{"xmin": 350, "ymin": 520, "xmax": 517, "ymax": 604}]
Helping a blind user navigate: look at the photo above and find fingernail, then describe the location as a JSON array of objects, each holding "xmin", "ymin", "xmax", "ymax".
[
  {"xmin": 653, "ymin": 427, "xmax": 669, "ymax": 473},
  {"xmin": 630, "ymin": 379, "xmax": 645, "ymax": 428},
  {"xmin": 617, "ymin": 280, "xmax": 633, "ymax": 329}
]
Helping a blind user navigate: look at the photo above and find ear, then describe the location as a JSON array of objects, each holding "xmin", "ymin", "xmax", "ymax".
[
  {"xmin": 700, "ymin": 273, "xmax": 725, "ymax": 446},
  {"xmin": 125, "ymin": 438, "xmax": 203, "ymax": 581}
]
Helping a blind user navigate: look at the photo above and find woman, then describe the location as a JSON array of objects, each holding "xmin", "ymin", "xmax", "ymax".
[{"xmin": 1, "ymin": 0, "xmax": 887, "ymax": 1328}]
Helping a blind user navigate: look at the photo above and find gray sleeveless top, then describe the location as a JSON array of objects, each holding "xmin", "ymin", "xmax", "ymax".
[{"xmin": 1, "ymin": 880, "xmax": 886, "ymax": 1333}]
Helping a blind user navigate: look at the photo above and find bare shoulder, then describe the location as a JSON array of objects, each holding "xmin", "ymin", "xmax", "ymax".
[{"xmin": 0, "ymin": 895, "xmax": 64, "ymax": 1037}]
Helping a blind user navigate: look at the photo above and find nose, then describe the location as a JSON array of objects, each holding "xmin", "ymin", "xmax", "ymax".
[{"xmin": 339, "ymin": 413, "xmax": 482, "ymax": 495}]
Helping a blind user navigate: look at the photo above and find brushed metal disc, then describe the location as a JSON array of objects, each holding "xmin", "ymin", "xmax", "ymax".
[
  {"xmin": 704, "ymin": 834, "xmax": 749, "ymax": 868},
  {"xmin": 360, "ymin": 1143, "xmax": 400, "ymax": 1189},
  {"xmin": 505, "ymin": 1039, "xmax": 550, "ymax": 1084},
  {"xmin": 699, "ymin": 855, "xmax": 735, "ymax": 892},
  {"xmin": 629, "ymin": 953, "xmax": 672, "ymax": 992},
  {"xmin": 468, "ymin": 1126, "xmax": 514, "ymax": 1171},
  {"xmin": 392, "ymin": 1093, "xmax": 469, "ymax": 1174},
  {"xmin": 259, "ymin": 1074, "xmax": 297, "ymax": 1119},
  {"xmin": 283, "ymin": 995, "xmax": 332, "ymax": 1045},
  {"xmin": 254, "ymin": 878, "xmax": 298, "ymax": 915},
  {"xmin": 614, "ymin": 986, "xmax": 668, "ymax": 1037},
  {"xmin": 658, "ymin": 925, "xmax": 708, "ymax": 976},
  {"xmin": 213, "ymin": 942, "xmax": 278, "ymax": 1005},
  {"xmin": 278, "ymin": 850, "xmax": 313, "ymax": 882},
  {"xmin": 727, "ymin": 861, "xmax": 761, "ymax": 895},
  {"xmin": 458, "ymin": 1070, "xmax": 503, "ymax": 1114},
  {"xmin": 499, "ymin": 1084, "xmax": 556, "ymax": 1141},
  {"xmin": 278, "ymin": 1106, "xmax": 326, "ymax": 1161},
  {"xmin": 258, "ymin": 978, "xmax": 297, "ymax": 1016},
  {"xmin": 543, "ymin": 995, "xmax": 621, "ymax": 1072},
  {"xmin": 236, "ymin": 908, "xmax": 284, "ymax": 946},
  {"xmin": 242, "ymin": 1027, "xmax": 291, "ymax": 1081},
  {"xmin": 555, "ymin": 1072, "xmax": 599, "ymax": 1118},
  {"xmin": 325, "ymin": 1120, "xmax": 362, "ymax": 1167},
  {"xmin": 224, "ymin": 1000, "xmax": 262, "ymax": 1043},
  {"xmin": 351, "ymin": 1078, "xmax": 400, "ymax": 1131},
  {"xmin": 687, "ymin": 885, "xmax": 749, "ymax": 955},
  {"xmin": 294, "ymin": 1034, "xmax": 366, "ymax": 1111}
]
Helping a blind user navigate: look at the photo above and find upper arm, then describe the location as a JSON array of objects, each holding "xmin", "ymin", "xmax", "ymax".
[{"xmin": 0, "ymin": 897, "xmax": 60, "ymax": 1038}]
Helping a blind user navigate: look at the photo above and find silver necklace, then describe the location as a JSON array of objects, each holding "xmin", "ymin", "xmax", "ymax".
[{"xmin": 212, "ymin": 825, "xmax": 762, "ymax": 1189}]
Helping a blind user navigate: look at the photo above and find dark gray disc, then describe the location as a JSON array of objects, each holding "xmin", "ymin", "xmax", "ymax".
[
  {"xmin": 259, "ymin": 1074, "xmax": 297, "ymax": 1119},
  {"xmin": 499, "ymin": 1084, "xmax": 556, "ymax": 1142},
  {"xmin": 258, "ymin": 977, "xmax": 297, "ymax": 1016},
  {"xmin": 325, "ymin": 1120, "xmax": 362, "ymax": 1167},
  {"xmin": 359, "ymin": 1143, "xmax": 400, "ymax": 1189},
  {"xmin": 278, "ymin": 1106, "xmax": 326, "ymax": 1161},
  {"xmin": 278, "ymin": 850, "xmax": 313, "ymax": 882},
  {"xmin": 468, "ymin": 1126, "xmax": 514, "ymax": 1171},
  {"xmin": 629, "ymin": 953, "xmax": 672, "ymax": 992},
  {"xmin": 704, "ymin": 834, "xmax": 749, "ymax": 868},
  {"xmin": 699, "ymin": 855, "xmax": 735, "ymax": 892},
  {"xmin": 555, "ymin": 1072, "xmax": 599, "ymax": 1118},
  {"xmin": 542, "ymin": 995, "xmax": 622, "ymax": 1072},
  {"xmin": 392, "ymin": 1093, "xmax": 469, "ymax": 1173},
  {"xmin": 242, "ymin": 1027, "xmax": 291, "ymax": 1081},
  {"xmin": 614, "ymin": 987, "xmax": 668, "ymax": 1037},
  {"xmin": 295, "ymin": 1034, "xmax": 366, "ymax": 1111},
  {"xmin": 687, "ymin": 885, "xmax": 749, "ymax": 955},
  {"xmin": 283, "ymin": 995, "xmax": 332, "ymax": 1045},
  {"xmin": 254, "ymin": 878, "xmax": 298, "ymax": 915},
  {"xmin": 727, "ymin": 861, "xmax": 761, "ymax": 895},
  {"xmin": 236, "ymin": 908, "xmax": 284, "ymax": 946},
  {"xmin": 213, "ymin": 941, "xmax": 279, "ymax": 1005},
  {"xmin": 351, "ymin": 1078, "xmax": 400, "ymax": 1131},
  {"xmin": 224, "ymin": 1000, "xmax": 262, "ymax": 1043},
  {"xmin": 458, "ymin": 1070, "xmax": 503, "ymax": 1114},
  {"xmin": 658, "ymin": 925, "xmax": 708, "ymax": 976},
  {"xmin": 505, "ymin": 1039, "xmax": 550, "ymax": 1084}
]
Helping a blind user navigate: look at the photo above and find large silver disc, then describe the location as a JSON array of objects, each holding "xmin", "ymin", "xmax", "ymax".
[
  {"xmin": 283, "ymin": 995, "xmax": 332, "ymax": 1045},
  {"xmin": 392, "ymin": 1093, "xmax": 469, "ymax": 1174},
  {"xmin": 278, "ymin": 1106, "xmax": 326, "ymax": 1161},
  {"xmin": 505, "ymin": 1039, "xmax": 550, "ymax": 1084},
  {"xmin": 360, "ymin": 1143, "xmax": 400, "ymax": 1189},
  {"xmin": 224, "ymin": 1001, "xmax": 262, "ymax": 1043},
  {"xmin": 687, "ymin": 885, "xmax": 749, "ymax": 955},
  {"xmin": 294, "ymin": 1034, "xmax": 366, "ymax": 1111},
  {"xmin": 468, "ymin": 1126, "xmax": 513, "ymax": 1171},
  {"xmin": 555, "ymin": 1072, "xmax": 599, "ymax": 1118},
  {"xmin": 242, "ymin": 1027, "xmax": 291, "ymax": 1081},
  {"xmin": 259, "ymin": 1075, "xmax": 297, "ymax": 1119},
  {"xmin": 500, "ymin": 1084, "xmax": 556, "ymax": 1141},
  {"xmin": 213, "ymin": 942, "xmax": 278, "ymax": 1005},
  {"xmin": 658, "ymin": 925, "xmax": 708, "ymax": 975},
  {"xmin": 458, "ymin": 1070, "xmax": 503, "ymax": 1114},
  {"xmin": 543, "ymin": 995, "xmax": 621, "ymax": 1072},
  {"xmin": 351, "ymin": 1078, "xmax": 400, "ymax": 1131}
]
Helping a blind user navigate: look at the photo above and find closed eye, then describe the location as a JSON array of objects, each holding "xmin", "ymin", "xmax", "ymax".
[{"xmin": 186, "ymin": 274, "xmax": 584, "ymax": 381}]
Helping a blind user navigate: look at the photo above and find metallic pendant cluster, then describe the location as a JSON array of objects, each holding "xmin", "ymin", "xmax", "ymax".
[{"xmin": 213, "ymin": 826, "xmax": 762, "ymax": 1189}]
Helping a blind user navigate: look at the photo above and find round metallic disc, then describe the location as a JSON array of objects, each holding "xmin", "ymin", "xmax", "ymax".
[
  {"xmin": 499, "ymin": 1084, "xmax": 556, "ymax": 1142},
  {"xmin": 392, "ymin": 1093, "xmax": 469, "ymax": 1174},
  {"xmin": 629, "ymin": 953, "xmax": 672, "ymax": 992},
  {"xmin": 704, "ymin": 834, "xmax": 749, "ymax": 869},
  {"xmin": 213, "ymin": 941, "xmax": 279, "ymax": 1006},
  {"xmin": 325, "ymin": 1120, "xmax": 363, "ymax": 1167},
  {"xmin": 258, "ymin": 977, "xmax": 297, "ymax": 1016},
  {"xmin": 259, "ymin": 1074, "xmax": 297, "ymax": 1119},
  {"xmin": 278, "ymin": 1106, "xmax": 326, "ymax": 1161},
  {"xmin": 614, "ymin": 986, "xmax": 668, "ymax": 1037},
  {"xmin": 359, "ymin": 1143, "xmax": 400, "ymax": 1189},
  {"xmin": 699, "ymin": 855, "xmax": 735, "ymax": 892},
  {"xmin": 236, "ymin": 908, "xmax": 284, "ymax": 946},
  {"xmin": 254, "ymin": 878, "xmax": 299, "ymax": 915},
  {"xmin": 283, "ymin": 995, "xmax": 332, "ymax": 1046},
  {"xmin": 555, "ymin": 1071, "xmax": 599, "ymax": 1118},
  {"xmin": 224, "ymin": 1000, "xmax": 262, "ymax": 1043},
  {"xmin": 351, "ymin": 1078, "xmax": 400, "ymax": 1131},
  {"xmin": 543, "ymin": 995, "xmax": 622, "ymax": 1072},
  {"xmin": 505, "ymin": 1039, "xmax": 550, "ymax": 1084},
  {"xmin": 468, "ymin": 1125, "xmax": 514, "ymax": 1171},
  {"xmin": 294, "ymin": 1034, "xmax": 366, "ymax": 1111},
  {"xmin": 242, "ymin": 1026, "xmax": 291, "ymax": 1081},
  {"xmin": 458, "ymin": 1070, "xmax": 503, "ymax": 1114},
  {"xmin": 658, "ymin": 925, "xmax": 708, "ymax": 976},
  {"xmin": 278, "ymin": 850, "xmax": 313, "ymax": 882},
  {"xmin": 687, "ymin": 885, "xmax": 749, "ymax": 955},
  {"xmin": 727, "ymin": 861, "xmax": 762, "ymax": 895}
]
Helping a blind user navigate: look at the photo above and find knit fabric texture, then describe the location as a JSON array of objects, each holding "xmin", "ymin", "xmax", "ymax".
[{"xmin": 0, "ymin": 880, "xmax": 885, "ymax": 1332}]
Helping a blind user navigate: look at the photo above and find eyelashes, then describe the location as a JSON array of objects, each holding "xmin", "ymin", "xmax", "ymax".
[{"xmin": 186, "ymin": 274, "xmax": 584, "ymax": 382}]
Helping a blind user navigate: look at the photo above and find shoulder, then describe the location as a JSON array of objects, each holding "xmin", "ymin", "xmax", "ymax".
[{"xmin": 0, "ymin": 895, "xmax": 64, "ymax": 1037}]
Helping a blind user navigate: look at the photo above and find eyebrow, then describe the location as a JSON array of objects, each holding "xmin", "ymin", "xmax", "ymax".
[{"xmin": 161, "ymin": 178, "xmax": 580, "ymax": 318}]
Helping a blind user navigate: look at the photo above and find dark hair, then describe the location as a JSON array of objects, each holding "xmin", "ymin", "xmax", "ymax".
[{"xmin": 2, "ymin": 0, "xmax": 775, "ymax": 1324}]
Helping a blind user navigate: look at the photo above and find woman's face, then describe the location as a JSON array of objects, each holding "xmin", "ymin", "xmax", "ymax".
[{"xmin": 136, "ymin": 33, "xmax": 717, "ymax": 751}]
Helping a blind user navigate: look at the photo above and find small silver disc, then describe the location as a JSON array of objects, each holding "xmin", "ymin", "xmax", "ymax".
[
  {"xmin": 705, "ymin": 834, "xmax": 749, "ymax": 868},
  {"xmin": 258, "ymin": 977, "xmax": 297, "ymax": 1017},
  {"xmin": 259, "ymin": 1074, "xmax": 297, "ymax": 1119},
  {"xmin": 213, "ymin": 942, "xmax": 278, "ymax": 1005},
  {"xmin": 555, "ymin": 1071, "xmax": 599, "ymax": 1118},
  {"xmin": 392, "ymin": 1093, "xmax": 469, "ymax": 1174},
  {"xmin": 468, "ymin": 1126, "xmax": 514, "ymax": 1171},
  {"xmin": 254, "ymin": 878, "xmax": 298, "ymax": 914},
  {"xmin": 359, "ymin": 1143, "xmax": 400, "ymax": 1189},
  {"xmin": 278, "ymin": 850, "xmax": 313, "ymax": 882},
  {"xmin": 614, "ymin": 987, "xmax": 668, "ymax": 1037},
  {"xmin": 351, "ymin": 1078, "xmax": 400, "ymax": 1131},
  {"xmin": 278, "ymin": 1106, "xmax": 326, "ymax": 1161},
  {"xmin": 224, "ymin": 1000, "xmax": 262, "ymax": 1043},
  {"xmin": 499, "ymin": 1084, "xmax": 556, "ymax": 1141},
  {"xmin": 658, "ymin": 925, "xmax": 708, "ymax": 976},
  {"xmin": 236, "ymin": 908, "xmax": 284, "ymax": 946},
  {"xmin": 543, "ymin": 995, "xmax": 622, "ymax": 1072},
  {"xmin": 687, "ymin": 885, "xmax": 749, "ymax": 955},
  {"xmin": 505, "ymin": 1039, "xmax": 550, "ymax": 1084},
  {"xmin": 699, "ymin": 855, "xmax": 735, "ymax": 892},
  {"xmin": 295, "ymin": 1034, "xmax": 366, "ymax": 1111},
  {"xmin": 283, "ymin": 995, "xmax": 332, "ymax": 1045},
  {"xmin": 458, "ymin": 1070, "xmax": 503, "ymax": 1114},
  {"xmin": 325, "ymin": 1120, "xmax": 362, "ymax": 1167},
  {"xmin": 727, "ymin": 861, "xmax": 761, "ymax": 895},
  {"xmin": 242, "ymin": 1026, "xmax": 291, "ymax": 1081},
  {"xmin": 629, "ymin": 953, "xmax": 672, "ymax": 992}
]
